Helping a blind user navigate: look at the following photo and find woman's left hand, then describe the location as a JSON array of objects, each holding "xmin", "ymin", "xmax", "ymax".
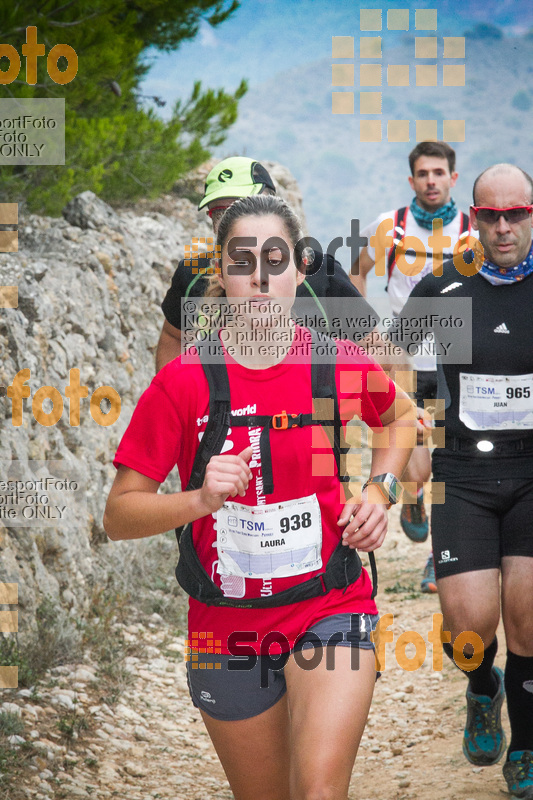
[{"xmin": 337, "ymin": 494, "xmax": 388, "ymax": 552}]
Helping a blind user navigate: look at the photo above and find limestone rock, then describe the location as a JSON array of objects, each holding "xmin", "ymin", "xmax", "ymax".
[{"xmin": 62, "ymin": 191, "xmax": 121, "ymax": 231}]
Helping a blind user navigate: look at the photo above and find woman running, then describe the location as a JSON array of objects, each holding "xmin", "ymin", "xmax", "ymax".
[{"xmin": 104, "ymin": 195, "xmax": 415, "ymax": 800}]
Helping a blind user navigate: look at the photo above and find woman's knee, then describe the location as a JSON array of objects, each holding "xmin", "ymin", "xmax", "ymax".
[{"xmin": 291, "ymin": 780, "xmax": 348, "ymax": 800}]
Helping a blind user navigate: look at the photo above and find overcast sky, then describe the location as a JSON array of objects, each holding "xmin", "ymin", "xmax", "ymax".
[{"xmin": 141, "ymin": 0, "xmax": 533, "ymax": 116}]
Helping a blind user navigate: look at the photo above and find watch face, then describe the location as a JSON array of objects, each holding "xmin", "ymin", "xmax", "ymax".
[
  {"xmin": 382, "ymin": 473, "xmax": 402, "ymax": 504},
  {"xmin": 365, "ymin": 473, "xmax": 402, "ymax": 505}
]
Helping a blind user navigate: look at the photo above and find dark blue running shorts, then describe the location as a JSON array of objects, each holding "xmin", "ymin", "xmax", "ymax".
[{"xmin": 186, "ymin": 612, "xmax": 378, "ymax": 721}]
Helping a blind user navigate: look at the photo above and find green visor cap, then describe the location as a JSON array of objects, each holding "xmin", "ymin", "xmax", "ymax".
[{"xmin": 198, "ymin": 157, "xmax": 276, "ymax": 210}]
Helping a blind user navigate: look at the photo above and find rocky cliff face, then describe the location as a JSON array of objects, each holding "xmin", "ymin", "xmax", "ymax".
[{"xmin": 0, "ymin": 161, "xmax": 307, "ymax": 625}]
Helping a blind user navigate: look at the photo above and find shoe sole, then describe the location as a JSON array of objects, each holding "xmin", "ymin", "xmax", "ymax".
[
  {"xmin": 400, "ymin": 517, "xmax": 429, "ymax": 543},
  {"xmin": 421, "ymin": 582, "xmax": 437, "ymax": 593},
  {"xmin": 401, "ymin": 528, "xmax": 429, "ymax": 543},
  {"xmin": 505, "ymin": 788, "xmax": 533, "ymax": 800},
  {"xmin": 462, "ymin": 734, "xmax": 506, "ymax": 766}
]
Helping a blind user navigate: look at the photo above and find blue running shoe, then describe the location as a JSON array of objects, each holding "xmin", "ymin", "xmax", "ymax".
[
  {"xmin": 503, "ymin": 751, "xmax": 533, "ymax": 799},
  {"xmin": 462, "ymin": 666, "xmax": 506, "ymax": 766},
  {"xmin": 400, "ymin": 496, "xmax": 428, "ymax": 542},
  {"xmin": 420, "ymin": 553, "xmax": 437, "ymax": 594}
]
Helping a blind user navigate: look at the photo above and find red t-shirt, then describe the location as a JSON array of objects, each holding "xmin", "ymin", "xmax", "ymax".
[{"xmin": 114, "ymin": 327, "xmax": 395, "ymax": 654}]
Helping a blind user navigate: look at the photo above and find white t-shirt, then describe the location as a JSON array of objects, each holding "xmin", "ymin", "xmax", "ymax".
[{"xmin": 362, "ymin": 208, "xmax": 476, "ymax": 370}]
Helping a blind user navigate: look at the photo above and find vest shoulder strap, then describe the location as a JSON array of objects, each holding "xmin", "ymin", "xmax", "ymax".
[
  {"xmin": 386, "ymin": 207, "xmax": 408, "ymax": 283},
  {"xmin": 458, "ymin": 210, "xmax": 471, "ymax": 236},
  {"xmin": 185, "ymin": 334, "xmax": 232, "ymax": 493}
]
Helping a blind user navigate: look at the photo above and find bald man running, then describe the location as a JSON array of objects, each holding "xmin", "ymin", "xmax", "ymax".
[{"xmin": 393, "ymin": 163, "xmax": 533, "ymax": 799}]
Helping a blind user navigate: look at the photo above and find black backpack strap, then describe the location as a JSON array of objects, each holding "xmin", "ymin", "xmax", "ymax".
[
  {"xmin": 386, "ymin": 207, "xmax": 408, "ymax": 284},
  {"xmin": 309, "ymin": 329, "xmax": 378, "ymax": 598},
  {"xmin": 175, "ymin": 335, "xmax": 232, "ymax": 542},
  {"xmin": 459, "ymin": 210, "xmax": 470, "ymax": 235},
  {"xmin": 310, "ymin": 328, "xmax": 341, "ymax": 472},
  {"xmin": 308, "ymin": 329, "xmax": 378, "ymax": 598}
]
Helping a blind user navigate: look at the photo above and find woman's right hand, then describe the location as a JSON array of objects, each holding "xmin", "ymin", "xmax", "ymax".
[{"xmin": 197, "ymin": 446, "xmax": 254, "ymax": 514}]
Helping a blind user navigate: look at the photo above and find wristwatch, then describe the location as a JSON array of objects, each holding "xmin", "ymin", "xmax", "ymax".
[{"xmin": 362, "ymin": 473, "xmax": 403, "ymax": 508}]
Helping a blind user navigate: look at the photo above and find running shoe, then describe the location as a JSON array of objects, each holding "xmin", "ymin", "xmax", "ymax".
[
  {"xmin": 462, "ymin": 666, "xmax": 507, "ymax": 766},
  {"xmin": 420, "ymin": 553, "xmax": 437, "ymax": 594},
  {"xmin": 400, "ymin": 496, "xmax": 428, "ymax": 542},
  {"xmin": 503, "ymin": 751, "xmax": 533, "ymax": 799}
]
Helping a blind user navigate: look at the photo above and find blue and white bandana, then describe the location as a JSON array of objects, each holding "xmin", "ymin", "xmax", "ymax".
[
  {"xmin": 479, "ymin": 241, "xmax": 533, "ymax": 285},
  {"xmin": 410, "ymin": 198, "xmax": 458, "ymax": 230}
]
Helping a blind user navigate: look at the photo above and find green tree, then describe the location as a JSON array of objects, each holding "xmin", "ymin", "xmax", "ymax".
[{"xmin": 0, "ymin": 1, "xmax": 246, "ymax": 214}]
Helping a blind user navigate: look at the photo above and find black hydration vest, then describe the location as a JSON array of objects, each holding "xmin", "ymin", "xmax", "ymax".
[{"xmin": 175, "ymin": 329, "xmax": 377, "ymax": 608}]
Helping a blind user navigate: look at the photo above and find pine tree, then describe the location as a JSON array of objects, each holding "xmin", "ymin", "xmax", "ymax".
[{"xmin": 0, "ymin": 1, "xmax": 246, "ymax": 213}]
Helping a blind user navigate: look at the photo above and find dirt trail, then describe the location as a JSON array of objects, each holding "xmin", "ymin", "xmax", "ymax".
[{"xmin": 4, "ymin": 511, "xmax": 511, "ymax": 800}]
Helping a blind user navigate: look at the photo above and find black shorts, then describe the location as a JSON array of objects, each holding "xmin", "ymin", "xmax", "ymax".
[
  {"xmin": 413, "ymin": 370, "xmax": 437, "ymax": 409},
  {"xmin": 431, "ymin": 478, "xmax": 533, "ymax": 579},
  {"xmin": 186, "ymin": 612, "xmax": 378, "ymax": 721}
]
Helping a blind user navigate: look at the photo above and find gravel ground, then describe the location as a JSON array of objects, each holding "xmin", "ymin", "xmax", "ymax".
[{"xmin": 1, "ymin": 509, "xmax": 512, "ymax": 800}]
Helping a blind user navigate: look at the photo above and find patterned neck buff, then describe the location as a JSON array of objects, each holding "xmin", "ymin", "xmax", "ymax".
[
  {"xmin": 410, "ymin": 197, "xmax": 458, "ymax": 230},
  {"xmin": 478, "ymin": 240, "xmax": 533, "ymax": 285}
]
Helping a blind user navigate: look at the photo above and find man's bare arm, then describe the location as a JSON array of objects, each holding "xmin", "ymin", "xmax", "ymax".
[
  {"xmin": 155, "ymin": 320, "xmax": 183, "ymax": 372},
  {"xmin": 350, "ymin": 246, "xmax": 375, "ymax": 295}
]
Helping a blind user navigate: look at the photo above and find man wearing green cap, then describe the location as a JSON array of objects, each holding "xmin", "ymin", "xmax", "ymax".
[{"xmin": 156, "ymin": 156, "xmax": 380, "ymax": 371}]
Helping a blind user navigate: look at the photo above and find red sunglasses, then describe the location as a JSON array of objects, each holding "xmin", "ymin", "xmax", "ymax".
[
  {"xmin": 471, "ymin": 205, "xmax": 533, "ymax": 224},
  {"xmin": 207, "ymin": 205, "xmax": 231, "ymax": 218}
]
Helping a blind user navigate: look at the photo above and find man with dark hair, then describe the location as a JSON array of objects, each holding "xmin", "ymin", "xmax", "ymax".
[
  {"xmin": 392, "ymin": 163, "xmax": 533, "ymax": 799},
  {"xmin": 408, "ymin": 140, "xmax": 456, "ymax": 176},
  {"xmin": 351, "ymin": 141, "xmax": 474, "ymax": 591},
  {"xmin": 156, "ymin": 156, "xmax": 379, "ymax": 371}
]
